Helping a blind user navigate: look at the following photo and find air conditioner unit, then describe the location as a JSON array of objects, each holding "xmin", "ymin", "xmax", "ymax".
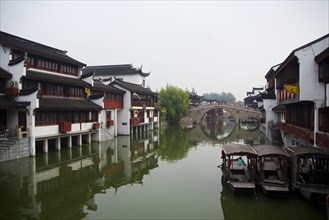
[
  {"xmin": 6, "ymin": 81, "xmax": 18, "ymax": 88},
  {"xmin": 5, "ymin": 81, "xmax": 19, "ymax": 96}
]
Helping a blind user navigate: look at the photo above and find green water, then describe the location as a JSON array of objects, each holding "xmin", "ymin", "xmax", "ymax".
[{"xmin": 0, "ymin": 123, "xmax": 326, "ymax": 220}]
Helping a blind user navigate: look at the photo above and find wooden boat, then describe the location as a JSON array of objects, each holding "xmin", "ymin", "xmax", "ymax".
[
  {"xmin": 253, "ymin": 145, "xmax": 290, "ymax": 196},
  {"xmin": 287, "ymin": 146, "xmax": 329, "ymax": 206},
  {"xmin": 221, "ymin": 143, "xmax": 257, "ymax": 194}
]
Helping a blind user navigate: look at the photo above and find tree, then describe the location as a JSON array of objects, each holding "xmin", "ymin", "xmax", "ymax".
[
  {"xmin": 159, "ymin": 85, "xmax": 190, "ymax": 125},
  {"xmin": 203, "ymin": 92, "xmax": 236, "ymax": 103}
]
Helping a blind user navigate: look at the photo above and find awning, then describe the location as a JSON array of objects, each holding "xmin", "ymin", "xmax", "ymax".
[
  {"xmin": 272, "ymin": 104, "xmax": 286, "ymax": 112},
  {"xmin": 0, "ymin": 96, "xmax": 30, "ymax": 109},
  {"xmin": 39, "ymin": 97, "xmax": 102, "ymax": 111}
]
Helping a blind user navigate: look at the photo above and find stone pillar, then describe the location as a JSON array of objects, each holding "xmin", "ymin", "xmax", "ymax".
[
  {"xmin": 43, "ymin": 139, "xmax": 48, "ymax": 153},
  {"xmin": 77, "ymin": 135, "xmax": 82, "ymax": 146},
  {"xmin": 314, "ymin": 101, "xmax": 322, "ymax": 147},
  {"xmin": 67, "ymin": 136, "xmax": 72, "ymax": 148},
  {"xmin": 55, "ymin": 137, "xmax": 61, "ymax": 150},
  {"xmin": 87, "ymin": 133, "xmax": 91, "ymax": 144}
]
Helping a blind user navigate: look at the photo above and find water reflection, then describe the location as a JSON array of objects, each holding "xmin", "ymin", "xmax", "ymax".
[
  {"xmin": 200, "ymin": 116, "xmax": 263, "ymax": 146},
  {"xmin": 0, "ymin": 131, "xmax": 160, "ymax": 220},
  {"xmin": 0, "ymin": 125, "xmax": 326, "ymax": 220}
]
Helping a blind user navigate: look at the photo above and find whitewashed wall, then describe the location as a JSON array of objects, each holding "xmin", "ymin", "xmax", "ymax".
[{"xmin": 296, "ymin": 37, "xmax": 328, "ymax": 101}]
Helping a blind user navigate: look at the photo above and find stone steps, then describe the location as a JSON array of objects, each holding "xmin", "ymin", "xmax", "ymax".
[{"xmin": 0, "ymin": 138, "xmax": 19, "ymax": 162}]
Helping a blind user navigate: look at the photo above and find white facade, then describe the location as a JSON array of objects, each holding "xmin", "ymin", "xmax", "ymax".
[{"xmin": 296, "ymin": 37, "xmax": 328, "ymax": 102}]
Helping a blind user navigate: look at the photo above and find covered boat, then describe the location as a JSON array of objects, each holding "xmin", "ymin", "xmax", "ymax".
[
  {"xmin": 287, "ymin": 146, "xmax": 329, "ymax": 206},
  {"xmin": 253, "ymin": 145, "xmax": 290, "ymax": 196},
  {"xmin": 221, "ymin": 143, "xmax": 257, "ymax": 194}
]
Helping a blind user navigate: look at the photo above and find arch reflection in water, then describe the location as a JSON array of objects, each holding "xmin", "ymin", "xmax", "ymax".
[
  {"xmin": 0, "ymin": 130, "xmax": 160, "ymax": 220},
  {"xmin": 200, "ymin": 116, "xmax": 261, "ymax": 146}
]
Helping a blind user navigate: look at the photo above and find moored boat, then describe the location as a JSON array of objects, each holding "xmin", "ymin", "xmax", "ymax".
[
  {"xmin": 253, "ymin": 144, "xmax": 290, "ymax": 196},
  {"xmin": 221, "ymin": 143, "xmax": 257, "ymax": 194},
  {"xmin": 287, "ymin": 146, "xmax": 329, "ymax": 206}
]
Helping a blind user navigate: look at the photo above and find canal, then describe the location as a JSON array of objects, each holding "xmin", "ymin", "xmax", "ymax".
[{"xmin": 0, "ymin": 118, "xmax": 327, "ymax": 219}]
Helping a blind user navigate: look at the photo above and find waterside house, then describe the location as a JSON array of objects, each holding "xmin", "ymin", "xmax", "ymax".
[
  {"xmin": 82, "ymin": 65, "xmax": 159, "ymax": 136},
  {"xmin": 258, "ymin": 33, "xmax": 329, "ymax": 148},
  {"xmin": 0, "ymin": 31, "xmax": 158, "ymax": 162}
]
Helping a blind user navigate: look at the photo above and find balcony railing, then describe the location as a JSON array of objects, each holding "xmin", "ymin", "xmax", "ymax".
[
  {"xmin": 131, "ymin": 101, "xmax": 155, "ymax": 107},
  {"xmin": 59, "ymin": 122, "xmax": 72, "ymax": 133},
  {"xmin": 130, "ymin": 117, "xmax": 144, "ymax": 125},
  {"xmin": 278, "ymin": 122, "xmax": 313, "ymax": 143}
]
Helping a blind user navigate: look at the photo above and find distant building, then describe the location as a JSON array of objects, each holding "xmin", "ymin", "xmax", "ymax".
[{"xmin": 244, "ymin": 87, "xmax": 264, "ymax": 109}]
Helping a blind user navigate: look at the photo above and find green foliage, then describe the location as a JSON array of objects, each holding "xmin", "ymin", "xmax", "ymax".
[
  {"xmin": 203, "ymin": 92, "xmax": 236, "ymax": 103},
  {"xmin": 156, "ymin": 125, "xmax": 192, "ymax": 162},
  {"xmin": 159, "ymin": 85, "xmax": 190, "ymax": 125}
]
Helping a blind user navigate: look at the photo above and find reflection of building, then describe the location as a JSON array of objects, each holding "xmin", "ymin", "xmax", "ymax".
[
  {"xmin": 101, "ymin": 131, "xmax": 159, "ymax": 190},
  {"xmin": 0, "ymin": 146, "xmax": 102, "ymax": 219}
]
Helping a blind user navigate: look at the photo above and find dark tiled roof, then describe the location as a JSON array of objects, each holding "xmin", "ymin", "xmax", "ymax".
[
  {"xmin": 0, "ymin": 31, "xmax": 86, "ymax": 66},
  {"xmin": 8, "ymin": 54, "xmax": 26, "ymax": 66},
  {"xmin": 0, "ymin": 67, "xmax": 12, "ymax": 79},
  {"xmin": 39, "ymin": 97, "xmax": 101, "ymax": 110},
  {"xmin": 25, "ymin": 70, "xmax": 89, "ymax": 87},
  {"xmin": 111, "ymin": 80, "xmax": 157, "ymax": 96},
  {"xmin": 0, "ymin": 96, "xmax": 30, "ymax": 108},
  {"xmin": 259, "ymin": 92, "xmax": 276, "ymax": 100},
  {"xmin": 274, "ymin": 33, "xmax": 329, "ymax": 76},
  {"xmin": 80, "ymin": 70, "xmax": 94, "ymax": 79},
  {"xmin": 89, "ymin": 93, "xmax": 104, "ymax": 100},
  {"xmin": 19, "ymin": 84, "xmax": 39, "ymax": 96},
  {"xmin": 315, "ymin": 47, "xmax": 329, "ymax": 63},
  {"xmin": 272, "ymin": 104, "xmax": 286, "ymax": 112},
  {"xmin": 82, "ymin": 64, "xmax": 150, "ymax": 77},
  {"xmin": 93, "ymin": 82, "xmax": 125, "ymax": 94},
  {"xmin": 265, "ymin": 63, "xmax": 281, "ymax": 79}
]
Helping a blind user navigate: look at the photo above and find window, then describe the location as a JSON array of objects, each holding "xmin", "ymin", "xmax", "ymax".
[
  {"xmin": 319, "ymin": 107, "xmax": 329, "ymax": 132},
  {"xmin": 69, "ymin": 87, "xmax": 84, "ymax": 97},
  {"xmin": 43, "ymin": 83, "xmax": 64, "ymax": 96},
  {"xmin": 61, "ymin": 64, "xmax": 77, "ymax": 76},
  {"xmin": 107, "ymin": 111, "xmax": 111, "ymax": 120},
  {"xmin": 91, "ymin": 111, "xmax": 98, "ymax": 122},
  {"xmin": 319, "ymin": 57, "xmax": 329, "ymax": 83},
  {"xmin": 0, "ymin": 79, "xmax": 6, "ymax": 93}
]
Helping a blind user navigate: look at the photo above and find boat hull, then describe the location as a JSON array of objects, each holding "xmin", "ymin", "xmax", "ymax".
[
  {"xmin": 229, "ymin": 181, "xmax": 255, "ymax": 194},
  {"xmin": 261, "ymin": 184, "xmax": 289, "ymax": 197}
]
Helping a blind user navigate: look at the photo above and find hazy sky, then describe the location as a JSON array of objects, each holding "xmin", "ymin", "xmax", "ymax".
[{"xmin": 0, "ymin": 1, "xmax": 328, "ymax": 101}]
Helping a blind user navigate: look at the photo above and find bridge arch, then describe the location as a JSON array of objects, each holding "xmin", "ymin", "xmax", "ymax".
[{"xmin": 187, "ymin": 104, "xmax": 260, "ymax": 124}]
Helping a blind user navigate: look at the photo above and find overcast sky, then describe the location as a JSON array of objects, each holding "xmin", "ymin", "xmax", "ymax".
[{"xmin": 1, "ymin": 1, "xmax": 328, "ymax": 101}]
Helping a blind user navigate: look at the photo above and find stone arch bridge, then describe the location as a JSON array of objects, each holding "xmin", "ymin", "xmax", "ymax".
[{"xmin": 187, "ymin": 103, "xmax": 260, "ymax": 124}]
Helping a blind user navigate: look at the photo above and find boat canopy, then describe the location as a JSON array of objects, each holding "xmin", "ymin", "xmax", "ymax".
[
  {"xmin": 286, "ymin": 146, "xmax": 329, "ymax": 157},
  {"xmin": 222, "ymin": 143, "xmax": 257, "ymax": 156},
  {"xmin": 253, "ymin": 145, "xmax": 290, "ymax": 157}
]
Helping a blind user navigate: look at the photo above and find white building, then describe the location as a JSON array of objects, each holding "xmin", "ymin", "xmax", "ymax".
[{"xmin": 260, "ymin": 33, "xmax": 329, "ymax": 148}]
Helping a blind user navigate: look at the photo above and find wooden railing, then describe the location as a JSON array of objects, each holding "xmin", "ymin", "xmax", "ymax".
[
  {"xmin": 130, "ymin": 118, "xmax": 144, "ymax": 125},
  {"xmin": 278, "ymin": 122, "xmax": 313, "ymax": 143}
]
